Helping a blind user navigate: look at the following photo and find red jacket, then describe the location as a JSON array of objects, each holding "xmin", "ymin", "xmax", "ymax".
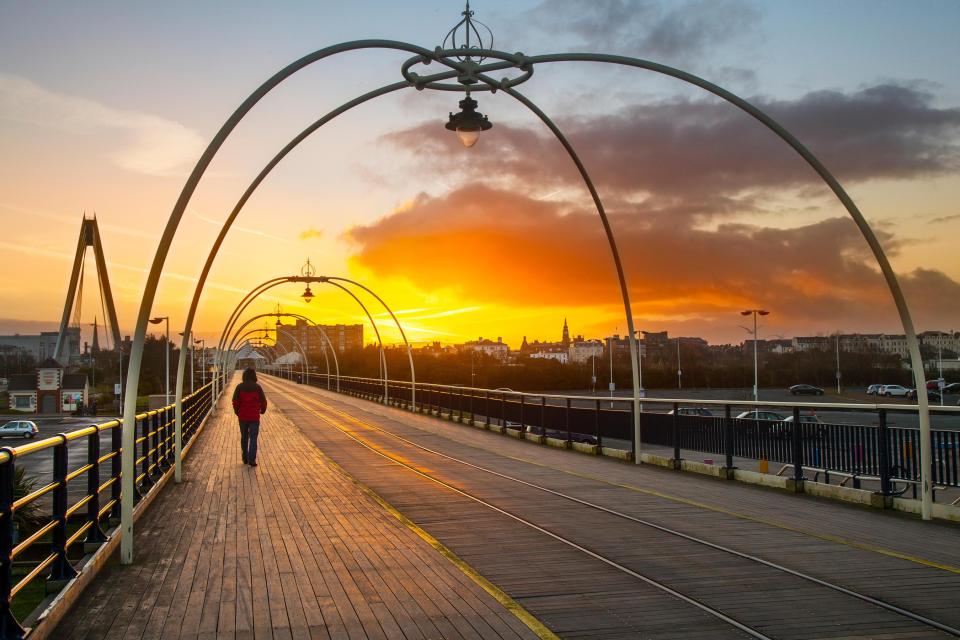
[{"xmin": 232, "ymin": 382, "xmax": 267, "ymax": 421}]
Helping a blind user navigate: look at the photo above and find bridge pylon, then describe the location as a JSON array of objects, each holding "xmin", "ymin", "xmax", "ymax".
[{"xmin": 53, "ymin": 215, "xmax": 122, "ymax": 364}]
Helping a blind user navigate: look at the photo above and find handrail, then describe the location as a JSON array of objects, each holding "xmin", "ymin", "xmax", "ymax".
[
  {"xmin": 0, "ymin": 379, "xmax": 219, "ymax": 636},
  {"xmin": 290, "ymin": 372, "xmax": 960, "ymax": 502},
  {"xmin": 304, "ymin": 373, "xmax": 960, "ymax": 414}
]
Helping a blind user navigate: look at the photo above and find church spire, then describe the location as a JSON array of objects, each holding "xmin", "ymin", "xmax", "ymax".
[
  {"xmin": 91, "ymin": 317, "xmax": 100, "ymax": 353},
  {"xmin": 562, "ymin": 318, "xmax": 570, "ymax": 347}
]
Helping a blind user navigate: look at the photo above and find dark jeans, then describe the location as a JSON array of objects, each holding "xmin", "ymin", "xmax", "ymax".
[{"xmin": 239, "ymin": 420, "xmax": 260, "ymax": 463}]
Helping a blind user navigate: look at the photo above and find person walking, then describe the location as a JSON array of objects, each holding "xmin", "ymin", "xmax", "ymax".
[{"xmin": 232, "ymin": 367, "xmax": 267, "ymax": 466}]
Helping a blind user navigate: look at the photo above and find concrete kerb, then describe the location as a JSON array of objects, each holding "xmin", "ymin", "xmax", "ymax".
[
  {"xmin": 26, "ymin": 396, "xmax": 219, "ymax": 640},
  {"xmin": 319, "ymin": 381, "xmax": 960, "ymax": 522}
]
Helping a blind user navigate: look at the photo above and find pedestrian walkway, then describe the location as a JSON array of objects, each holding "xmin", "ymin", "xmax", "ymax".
[{"xmin": 54, "ymin": 378, "xmax": 541, "ymax": 640}]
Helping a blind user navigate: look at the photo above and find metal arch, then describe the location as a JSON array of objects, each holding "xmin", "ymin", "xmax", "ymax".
[
  {"xmin": 324, "ymin": 277, "xmax": 415, "ymax": 406},
  {"xmin": 468, "ymin": 81, "xmax": 644, "ymax": 457},
  {"xmin": 228, "ymin": 312, "xmax": 340, "ymax": 390},
  {"xmin": 210, "ymin": 278, "xmax": 398, "ymax": 402},
  {"xmin": 122, "ymin": 40, "xmax": 459, "ymax": 564},
  {"xmin": 279, "ymin": 312, "xmax": 341, "ymax": 391},
  {"xmin": 273, "ymin": 327, "xmax": 310, "ymax": 382},
  {"xmin": 492, "ymin": 52, "xmax": 932, "ymax": 519},
  {"xmin": 127, "ymin": 39, "xmax": 936, "ymax": 568},
  {"xmin": 324, "ymin": 281, "xmax": 390, "ymax": 404}
]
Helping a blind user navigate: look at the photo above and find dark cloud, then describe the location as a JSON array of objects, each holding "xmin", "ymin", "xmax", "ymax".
[
  {"xmin": 515, "ymin": 0, "xmax": 760, "ymax": 62},
  {"xmin": 930, "ymin": 213, "xmax": 960, "ymax": 224},
  {"xmin": 346, "ymin": 184, "xmax": 960, "ymax": 333},
  {"xmin": 383, "ymin": 84, "xmax": 960, "ymax": 218}
]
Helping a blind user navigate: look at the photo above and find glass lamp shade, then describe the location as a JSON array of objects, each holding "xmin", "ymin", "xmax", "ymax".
[
  {"xmin": 302, "ymin": 285, "xmax": 314, "ymax": 302},
  {"xmin": 456, "ymin": 127, "xmax": 481, "ymax": 148}
]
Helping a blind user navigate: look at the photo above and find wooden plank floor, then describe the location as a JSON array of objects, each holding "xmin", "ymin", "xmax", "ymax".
[
  {"xmin": 262, "ymin": 378, "xmax": 960, "ymax": 640},
  {"xmin": 54, "ymin": 377, "xmax": 541, "ymax": 640}
]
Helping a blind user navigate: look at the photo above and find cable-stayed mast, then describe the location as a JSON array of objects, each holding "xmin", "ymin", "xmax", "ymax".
[{"xmin": 54, "ymin": 215, "xmax": 121, "ymax": 364}]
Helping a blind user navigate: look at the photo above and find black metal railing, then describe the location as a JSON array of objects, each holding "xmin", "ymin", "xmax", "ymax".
[
  {"xmin": 284, "ymin": 372, "xmax": 960, "ymax": 499},
  {"xmin": 0, "ymin": 379, "xmax": 218, "ymax": 638}
]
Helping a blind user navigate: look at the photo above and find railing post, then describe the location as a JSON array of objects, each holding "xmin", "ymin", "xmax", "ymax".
[
  {"xmin": 791, "ymin": 406, "xmax": 804, "ymax": 489},
  {"xmin": 723, "ymin": 404, "xmax": 735, "ymax": 474},
  {"xmin": 878, "ymin": 409, "xmax": 891, "ymax": 497},
  {"xmin": 140, "ymin": 415, "xmax": 154, "ymax": 493},
  {"xmin": 458, "ymin": 388, "xmax": 464, "ymax": 422},
  {"xmin": 48, "ymin": 435, "xmax": 78, "ymax": 585},
  {"xmin": 150, "ymin": 411, "xmax": 162, "ymax": 480},
  {"xmin": 485, "ymin": 391, "xmax": 490, "ymax": 428},
  {"xmin": 110, "ymin": 423, "xmax": 122, "ymax": 522},
  {"xmin": 540, "ymin": 396, "xmax": 546, "ymax": 438},
  {"xmin": 565, "ymin": 397, "xmax": 572, "ymax": 445},
  {"xmin": 0, "ymin": 452, "xmax": 25, "ymax": 639},
  {"xmin": 672, "ymin": 402, "xmax": 681, "ymax": 467},
  {"xmin": 594, "ymin": 399, "xmax": 601, "ymax": 449},
  {"xmin": 519, "ymin": 394, "xmax": 525, "ymax": 430},
  {"xmin": 85, "ymin": 428, "xmax": 107, "ymax": 550}
]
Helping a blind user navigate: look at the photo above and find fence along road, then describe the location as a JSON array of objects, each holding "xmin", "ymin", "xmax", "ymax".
[{"xmin": 264, "ymin": 376, "xmax": 960, "ymax": 639}]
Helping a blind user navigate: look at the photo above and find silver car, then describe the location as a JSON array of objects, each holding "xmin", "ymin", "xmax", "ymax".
[
  {"xmin": 880, "ymin": 384, "xmax": 910, "ymax": 397},
  {"xmin": 0, "ymin": 420, "xmax": 39, "ymax": 439}
]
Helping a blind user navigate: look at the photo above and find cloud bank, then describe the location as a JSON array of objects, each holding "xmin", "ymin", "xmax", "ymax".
[{"xmin": 0, "ymin": 73, "xmax": 204, "ymax": 176}]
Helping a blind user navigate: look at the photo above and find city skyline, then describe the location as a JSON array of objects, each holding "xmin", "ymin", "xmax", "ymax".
[{"xmin": 1, "ymin": 1, "xmax": 959, "ymax": 348}]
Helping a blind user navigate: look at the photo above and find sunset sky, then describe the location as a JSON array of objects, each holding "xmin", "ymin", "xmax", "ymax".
[{"xmin": 1, "ymin": 1, "xmax": 959, "ymax": 350}]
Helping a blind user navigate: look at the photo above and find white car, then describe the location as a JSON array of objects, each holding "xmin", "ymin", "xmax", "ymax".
[
  {"xmin": 880, "ymin": 384, "xmax": 911, "ymax": 398},
  {"xmin": 0, "ymin": 420, "xmax": 39, "ymax": 439}
]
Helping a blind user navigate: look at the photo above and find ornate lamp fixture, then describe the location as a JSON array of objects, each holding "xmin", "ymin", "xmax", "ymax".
[
  {"xmin": 301, "ymin": 258, "xmax": 317, "ymax": 302},
  {"xmin": 446, "ymin": 94, "xmax": 492, "ymax": 148},
  {"xmin": 442, "ymin": 2, "xmax": 494, "ymax": 147}
]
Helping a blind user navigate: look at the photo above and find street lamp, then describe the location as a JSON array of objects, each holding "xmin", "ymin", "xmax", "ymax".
[
  {"xmin": 446, "ymin": 94, "xmax": 492, "ymax": 148},
  {"xmin": 301, "ymin": 258, "xmax": 316, "ymax": 302},
  {"xmin": 740, "ymin": 309, "xmax": 769, "ymax": 405},
  {"xmin": 149, "ymin": 316, "xmax": 170, "ymax": 404}
]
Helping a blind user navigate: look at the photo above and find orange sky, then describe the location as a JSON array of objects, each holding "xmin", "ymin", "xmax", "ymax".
[{"xmin": 2, "ymin": 3, "xmax": 959, "ymax": 350}]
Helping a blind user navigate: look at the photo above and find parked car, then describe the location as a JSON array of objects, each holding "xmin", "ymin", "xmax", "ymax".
[
  {"xmin": 879, "ymin": 384, "xmax": 911, "ymax": 397},
  {"xmin": 734, "ymin": 410, "xmax": 786, "ymax": 437},
  {"xmin": 734, "ymin": 410, "xmax": 786, "ymax": 421},
  {"xmin": 942, "ymin": 382, "xmax": 960, "ymax": 394},
  {"xmin": 667, "ymin": 407, "xmax": 714, "ymax": 417},
  {"xmin": 0, "ymin": 420, "xmax": 39, "ymax": 439},
  {"xmin": 866, "ymin": 384, "xmax": 883, "ymax": 395},
  {"xmin": 926, "ymin": 378, "xmax": 945, "ymax": 390},
  {"xmin": 907, "ymin": 388, "xmax": 942, "ymax": 402},
  {"xmin": 789, "ymin": 384, "xmax": 824, "ymax": 396},
  {"xmin": 775, "ymin": 414, "xmax": 827, "ymax": 438},
  {"xmin": 525, "ymin": 424, "xmax": 597, "ymax": 445}
]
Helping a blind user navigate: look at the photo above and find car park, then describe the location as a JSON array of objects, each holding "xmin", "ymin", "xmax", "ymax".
[
  {"xmin": 0, "ymin": 420, "xmax": 39, "ymax": 439},
  {"xmin": 667, "ymin": 407, "xmax": 714, "ymax": 417},
  {"xmin": 879, "ymin": 384, "xmax": 910, "ymax": 397},
  {"xmin": 789, "ymin": 384, "xmax": 824, "ymax": 396}
]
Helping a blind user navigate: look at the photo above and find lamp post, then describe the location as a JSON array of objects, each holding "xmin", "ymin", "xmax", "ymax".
[
  {"xmin": 676, "ymin": 337, "xmax": 682, "ymax": 390},
  {"xmin": 836, "ymin": 332, "xmax": 842, "ymax": 395},
  {"xmin": 149, "ymin": 316, "xmax": 170, "ymax": 404},
  {"xmin": 741, "ymin": 309, "xmax": 769, "ymax": 405},
  {"xmin": 196, "ymin": 339, "xmax": 206, "ymax": 386}
]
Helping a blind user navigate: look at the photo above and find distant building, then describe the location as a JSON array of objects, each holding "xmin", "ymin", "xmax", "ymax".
[
  {"xmin": 462, "ymin": 337, "xmax": 510, "ymax": 360},
  {"xmin": 275, "ymin": 320, "xmax": 363, "ymax": 355},
  {"xmin": 569, "ymin": 339, "xmax": 603, "ymax": 364},
  {"xmin": 529, "ymin": 349, "xmax": 568, "ymax": 364},
  {"xmin": 0, "ymin": 328, "xmax": 81, "ymax": 365},
  {"xmin": 5, "ymin": 361, "xmax": 88, "ymax": 413}
]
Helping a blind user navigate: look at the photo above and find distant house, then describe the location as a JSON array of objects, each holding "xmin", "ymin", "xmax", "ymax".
[
  {"xmin": 7, "ymin": 374, "xmax": 37, "ymax": 412},
  {"xmin": 461, "ymin": 337, "xmax": 510, "ymax": 360},
  {"xmin": 5, "ymin": 364, "xmax": 88, "ymax": 413}
]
